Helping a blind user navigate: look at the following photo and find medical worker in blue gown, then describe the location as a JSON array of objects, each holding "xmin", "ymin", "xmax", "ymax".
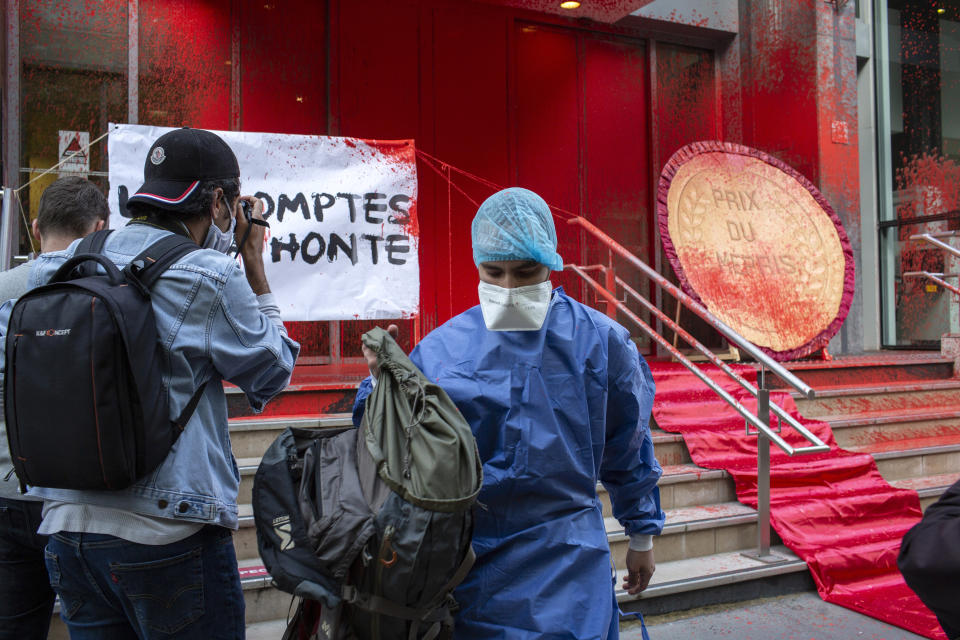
[{"xmin": 354, "ymin": 187, "xmax": 665, "ymax": 639}]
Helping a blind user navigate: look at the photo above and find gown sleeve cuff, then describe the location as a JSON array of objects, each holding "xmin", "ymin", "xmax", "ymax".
[{"xmin": 629, "ymin": 534, "xmax": 654, "ymax": 552}]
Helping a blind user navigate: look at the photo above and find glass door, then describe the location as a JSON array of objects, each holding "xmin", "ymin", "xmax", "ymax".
[{"xmin": 876, "ymin": 0, "xmax": 960, "ymax": 347}]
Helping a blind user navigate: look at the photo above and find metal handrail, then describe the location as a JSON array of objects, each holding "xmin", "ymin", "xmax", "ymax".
[
  {"xmin": 0, "ymin": 187, "xmax": 16, "ymax": 271},
  {"xmin": 570, "ymin": 265, "xmax": 829, "ymax": 456},
  {"xmin": 612, "ymin": 275, "xmax": 829, "ymax": 454},
  {"xmin": 911, "ymin": 232, "xmax": 960, "ymax": 261},
  {"xmin": 903, "ymin": 271, "xmax": 960, "ymax": 297},
  {"xmin": 564, "ymin": 216, "xmax": 829, "ymax": 562},
  {"xmin": 568, "ymin": 216, "xmax": 815, "ymax": 399},
  {"xmin": 909, "ymin": 234, "xmax": 960, "ymax": 297}
]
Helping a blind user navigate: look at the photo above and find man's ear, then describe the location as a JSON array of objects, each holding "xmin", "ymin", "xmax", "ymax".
[
  {"xmin": 31, "ymin": 219, "xmax": 41, "ymax": 245},
  {"xmin": 210, "ymin": 187, "xmax": 224, "ymax": 218},
  {"xmin": 94, "ymin": 219, "xmax": 106, "ymax": 232}
]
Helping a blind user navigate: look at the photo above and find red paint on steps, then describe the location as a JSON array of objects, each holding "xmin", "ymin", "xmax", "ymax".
[
  {"xmin": 225, "ymin": 363, "xmax": 368, "ymax": 418},
  {"xmin": 850, "ymin": 433, "xmax": 960, "ymax": 454},
  {"xmin": 767, "ymin": 361, "xmax": 955, "ymax": 389},
  {"xmin": 650, "ymin": 361, "xmax": 946, "ymax": 640},
  {"xmin": 239, "ymin": 565, "xmax": 269, "ymax": 580}
]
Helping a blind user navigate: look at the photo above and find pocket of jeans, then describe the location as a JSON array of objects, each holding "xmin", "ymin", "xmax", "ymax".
[
  {"xmin": 44, "ymin": 548, "xmax": 84, "ymax": 619},
  {"xmin": 111, "ymin": 545, "xmax": 205, "ymax": 634}
]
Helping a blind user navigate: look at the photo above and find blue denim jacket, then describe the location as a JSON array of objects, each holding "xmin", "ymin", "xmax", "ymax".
[{"xmin": 0, "ymin": 224, "xmax": 300, "ymax": 529}]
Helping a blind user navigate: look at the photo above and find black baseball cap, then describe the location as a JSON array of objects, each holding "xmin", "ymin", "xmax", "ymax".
[{"xmin": 126, "ymin": 127, "xmax": 240, "ymax": 212}]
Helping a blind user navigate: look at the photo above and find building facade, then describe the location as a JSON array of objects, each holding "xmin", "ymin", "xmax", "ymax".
[{"xmin": 2, "ymin": 0, "xmax": 955, "ymax": 361}]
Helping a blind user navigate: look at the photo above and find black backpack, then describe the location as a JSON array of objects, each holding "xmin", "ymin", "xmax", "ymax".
[
  {"xmin": 4, "ymin": 228, "xmax": 205, "ymax": 491},
  {"xmin": 253, "ymin": 327, "xmax": 482, "ymax": 640}
]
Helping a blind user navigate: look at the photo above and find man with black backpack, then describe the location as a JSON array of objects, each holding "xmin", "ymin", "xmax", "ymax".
[
  {"xmin": 1, "ymin": 128, "xmax": 299, "ymax": 639},
  {"xmin": 0, "ymin": 176, "xmax": 108, "ymax": 640}
]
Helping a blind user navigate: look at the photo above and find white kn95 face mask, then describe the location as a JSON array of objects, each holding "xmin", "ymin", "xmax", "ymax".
[
  {"xmin": 477, "ymin": 280, "xmax": 552, "ymax": 331},
  {"xmin": 203, "ymin": 213, "xmax": 236, "ymax": 254}
]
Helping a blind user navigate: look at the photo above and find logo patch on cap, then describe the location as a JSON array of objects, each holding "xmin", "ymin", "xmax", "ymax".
[{"xmin": 150, "ymin": 147, "xmax": 166, "ymax": 165}]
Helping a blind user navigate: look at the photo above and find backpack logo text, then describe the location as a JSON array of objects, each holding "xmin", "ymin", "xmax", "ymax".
[
  {"xmin": 35, "ymin": 329, "xmax": 71, "ymax": 337},
  {"xmin": 272, "ymin": 515, "xmax": 295, "ymax": 550}
]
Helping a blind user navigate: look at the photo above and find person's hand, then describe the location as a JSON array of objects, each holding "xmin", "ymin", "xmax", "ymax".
[
  {"xmin": 363, "ymin": 324, "xmax": 399, "ymax": 378},
  {"xmin": 622, "ymin": 548, "xmax": 655, "ymax": 595},
  {"xmin": 234, "ymin": 196, "xmax": 269, "ymax": 294},
  {"xmin": 234, "ymin": 196, "xmax": 266, "ymax": 259}
]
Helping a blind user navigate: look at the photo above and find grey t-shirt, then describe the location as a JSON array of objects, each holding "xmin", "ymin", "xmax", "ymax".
[{"xmin": 0, "ymin": 260, "xmax": 38, "ymax": 500}]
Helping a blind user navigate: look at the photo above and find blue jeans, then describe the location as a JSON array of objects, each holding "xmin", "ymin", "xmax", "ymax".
[
  {"xmin": 0, "ymin": 497, "xmax": 55, "ymax": 640},
  {"xmin": 45, "ymin": 525, "xmax": 245, "ymax": 640}
]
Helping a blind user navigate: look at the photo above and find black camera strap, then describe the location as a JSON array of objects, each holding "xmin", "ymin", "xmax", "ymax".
[{"xmin": 234, "ymin": 216, "xmax": 270, "ymax": 258}]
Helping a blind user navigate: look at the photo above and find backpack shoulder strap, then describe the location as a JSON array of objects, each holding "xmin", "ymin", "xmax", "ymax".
[
  {"xmin": 68, "ymin": 229, "xmax": 114, "ymax": 279},
  {"xmin": 75, "ymin": 228, "xmax": 112, "ymax": 255},
  {"xmin": 173, "ymin": 381, "xmax": 208, "ymax": 432},
  {"xmin": 125, "ymin": 233, "xmax": 207, "ymax": 431},
  {"xmin": 128, "ymin": 233, "xmax": 199, "ymax": 290}
]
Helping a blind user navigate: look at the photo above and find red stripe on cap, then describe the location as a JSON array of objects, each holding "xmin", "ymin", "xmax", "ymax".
[{"xmin": 133, "ymin": 181, "xmax": 200, "ymax": 204}]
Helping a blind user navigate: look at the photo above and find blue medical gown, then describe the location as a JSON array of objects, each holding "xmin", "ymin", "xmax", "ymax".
[{"xmin": 353, "ymin": 289, "xmax": 664, "ymax": 639}]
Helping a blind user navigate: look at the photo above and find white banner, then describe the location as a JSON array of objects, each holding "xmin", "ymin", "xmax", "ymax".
[{"xmin": 107, "ymin": 124, "xmax": 419, "ymax": 321}]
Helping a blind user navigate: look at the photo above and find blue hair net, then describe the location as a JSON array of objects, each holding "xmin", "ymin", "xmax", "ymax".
[{"xmin": 471, "ymin": 187, "xmax": 564, "ymax": 271}]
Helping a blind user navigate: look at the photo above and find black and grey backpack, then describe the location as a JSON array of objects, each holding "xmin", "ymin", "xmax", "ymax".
[
  {"xmin": 253, "ymin": 327, "xmax": 482, "ymax": 640},
  {"xmin": 4, "ymin": 228, "xmax": 204, "ymax": 491}
]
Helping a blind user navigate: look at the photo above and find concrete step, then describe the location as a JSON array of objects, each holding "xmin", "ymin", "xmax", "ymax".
[
  {"xmin": 233, "ymin": 500, "xmax": 771, "ymax": 569},
  {"xmin": 237, "ymin": 558, "xmax": 291, "ymax": 623},
  {"xmin": 234, "ymin": 425, "xmax": 692, "ymax": 508},
  {"xmin": 650, "ymin": 429, "xmax": 691, "ymax": 467},
  {"xmin": 619, "ymin": 544, "xmax": 806, "ymax": 604},
  {"xmin": 217, "ymin": 364, "xmax": 960, "ymax": 625},
  {"xmin": 892, "ymin": 471, "xmax": 960, "ymax": 509},
  {"xmin": 599, "ymin": 444, "xmax": 960, "ymax": 523},
  {"xmin": 646, "ymin": 407, "xmax": 960, "ymax": 498},
  {"xmin": 231, "ymin": 477, "xmax": 748, "ymax": 564},
  {"xmin": 820, "ymin": 407, "xmax": 960, "ymax": 452},
  {"xmin": 655, "ymin": 465, "xmax": 735, "ymax": 511},
  {"xmin": 861, "ymin": 440, "xmax": 960, "ymax": 483},
  {"xmin": 231, "ymin": 421, "xmax": 953, "ymax": 563},
  {"xmin": 230, "ymin": 389, "xmax": 960, "ymax": 514},
  {"xmin": 235, "ymin": 504, "xmax": 260, "ymax": 562},
  {"xmin": 232, "ymin": 469, "xmax": 960, "ymax": 568},
  {"xmin": 591, "ymin": 464, "xmax": 733, "ymax": 518},
  {"xmin": 765, "ymin": 353, "xmax": 955, "ymax": 390},
  {"xmin": 607, "ymin": 502, "xmax": 772, "ymax": 569},
  {"xmin": 247, "ymin": 619, "xmax": 289, "ymax": 640},
  {"xmin": 615, "ymin": 471, "xmax": 960, "ymax": 615},
  {"xmin": 230, "ymin": 415, "xmax": 353, "ymax": 460},
  {"xmin": 605, "ymin": 471, "xmax": 959, "ymax": 570},
  {"xmin": 179, "ymin": 469, "xmax": 960, "ymax": 637},
  {"xmin": 792, "ymin": 378, "xmax": 960, "ymax": 418}
]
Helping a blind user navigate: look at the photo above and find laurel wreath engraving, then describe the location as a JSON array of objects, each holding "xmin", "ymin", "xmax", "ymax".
[
  {"xmin": 678, "ymin": 186, "xmax": 706, "ymax": 243},
  {"xmin": 790, "ymin": 213, "xmax": 828, "ymax": 299}
]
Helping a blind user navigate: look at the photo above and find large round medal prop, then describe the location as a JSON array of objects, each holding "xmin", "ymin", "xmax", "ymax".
[{"xmin": 658, "ymin": 141, "xmax": 855, "ymax": 361}]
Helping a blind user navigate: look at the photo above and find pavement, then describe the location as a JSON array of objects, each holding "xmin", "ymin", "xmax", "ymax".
[
  {"xmin": 248, "ymin": 591, "xmax": 933, "ymax": 639},
  {"xmin": 624, "ymin": 592, "xmax": 930, "ymax": 640}
]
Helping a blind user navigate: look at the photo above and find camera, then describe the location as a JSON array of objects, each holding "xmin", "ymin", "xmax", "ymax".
[{"xmin": 234, "ymin": 199, "xmax": 269, "ymax": 258}]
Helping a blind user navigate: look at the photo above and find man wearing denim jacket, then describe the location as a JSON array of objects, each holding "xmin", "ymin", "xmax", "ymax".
[
  {"xmin": 0, "ymin": 176, "xmax": 108, "ymax": 640},
  {"xmin": 2, "ymin": 128, "xmax": 300, "ymax": 639}
]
